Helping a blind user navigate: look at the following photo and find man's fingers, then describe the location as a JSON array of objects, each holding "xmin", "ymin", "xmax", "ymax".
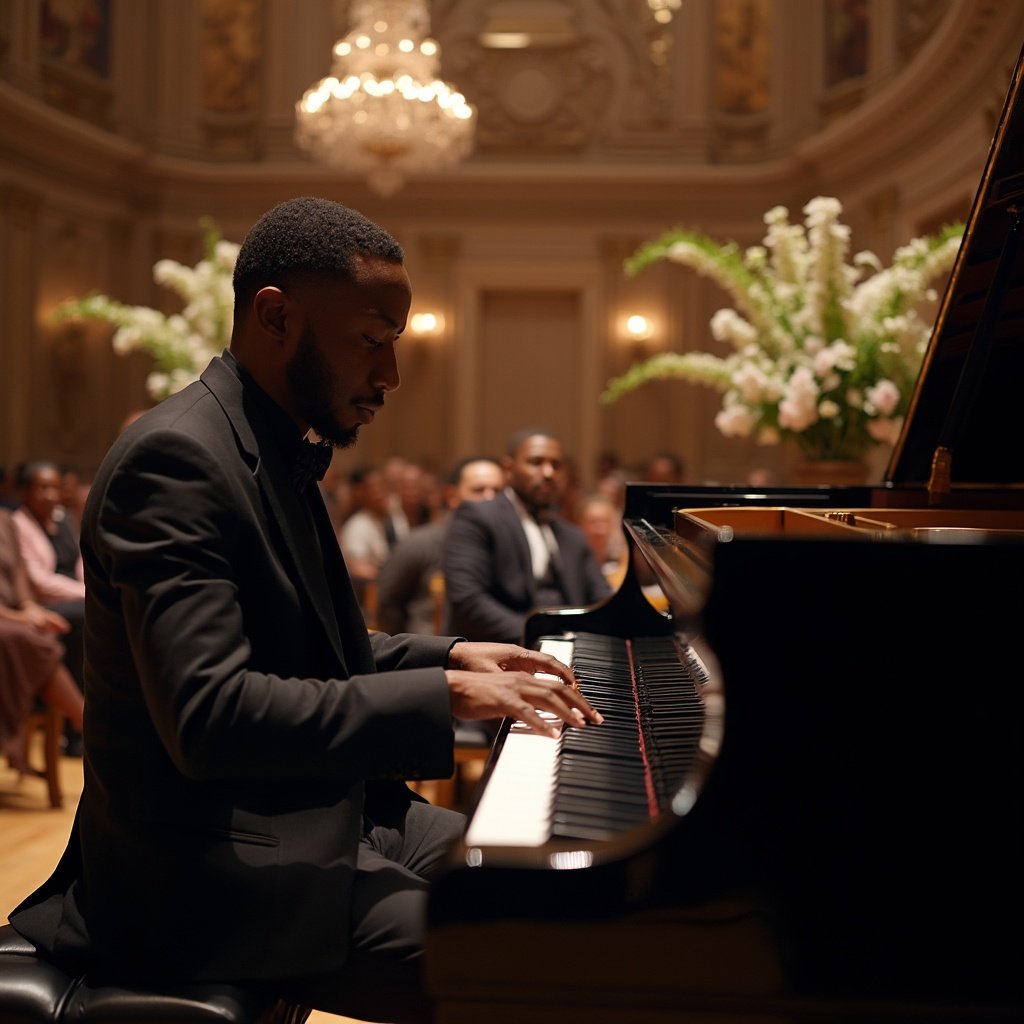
[
  {"xmin": 526, "ymin": 677, "xmax": 603, "ymax": 727},
  {"xmin": 517, "ymin": 705, "xmax": 562, "ymax": 739}
]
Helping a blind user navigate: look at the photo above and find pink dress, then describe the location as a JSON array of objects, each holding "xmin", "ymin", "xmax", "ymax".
[{"xmin": 0, "ymin": 510, "xmax": 65, "ymax": 757}]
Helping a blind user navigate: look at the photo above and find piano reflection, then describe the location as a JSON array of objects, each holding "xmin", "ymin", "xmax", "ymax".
[{"xmin": 425, "ymin": 43, "xmax": 1024, "ymax": 1024}]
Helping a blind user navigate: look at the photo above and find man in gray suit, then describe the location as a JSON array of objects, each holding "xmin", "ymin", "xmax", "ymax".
[
  {"xmin": 9, "ymin": 198, "xmax": 602, "ymax": 1024},
  {"xmin": 442, "ymin": 428, "xmax": 614, "ymax": 644}
]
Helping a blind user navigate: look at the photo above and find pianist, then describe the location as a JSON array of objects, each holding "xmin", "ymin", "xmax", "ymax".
[{"xmin": 7, "ymin": 197, "xmax": 603, "ymax": 1024}]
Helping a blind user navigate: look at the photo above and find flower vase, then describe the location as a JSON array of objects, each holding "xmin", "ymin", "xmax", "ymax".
[{"xmin": 789, "ymin": 459, "xmax": 870, "ymax": 487}]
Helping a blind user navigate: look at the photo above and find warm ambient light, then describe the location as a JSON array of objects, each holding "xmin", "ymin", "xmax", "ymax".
[
  {"xmin": 409, "ymin": 311, "xmax": 445, "ymax": 337},
  {"xmin": 294, "ymin": 0, "xmax": 476, "ymax": 196},
  {"xmin": 625, "ymin": 314, "xmax": 654, "ymax": 341}
]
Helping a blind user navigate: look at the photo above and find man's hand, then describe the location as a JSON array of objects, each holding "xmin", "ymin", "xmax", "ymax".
[{"xmin": 446, "ymin": 641, "xmax": 604, "ymax": 738}]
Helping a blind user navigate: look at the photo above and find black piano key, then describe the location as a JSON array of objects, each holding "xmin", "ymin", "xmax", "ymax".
[{"xmin": 531, "ymin": 630, "xmax": 709, "ymax": 838}]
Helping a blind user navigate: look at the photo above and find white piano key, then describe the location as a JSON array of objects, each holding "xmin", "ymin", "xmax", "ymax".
[
  {"xmin": 464, "ymin": 732, "xmax": 559, "ymax": 846},
  {"xmin": 534, "ymin": 637, "xmax": 574, "ymax": 679},
  {"xmin": 463, "ymin": 637, "xmax": 575, "ymax": 847}
]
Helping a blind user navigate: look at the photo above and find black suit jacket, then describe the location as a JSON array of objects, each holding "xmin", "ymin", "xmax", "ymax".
[
  {"xmin": 441, "ymin": 492, "xmax": 612, "ymax": 644},
  {"xmin": 12, "ymin": 355, "xmax": 457, "ymax": 984}
]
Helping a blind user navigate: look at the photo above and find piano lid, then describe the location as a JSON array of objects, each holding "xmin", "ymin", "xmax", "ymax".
[{"xmin": 887, "ymin": 41, "xmax": 1024, "ymax": 491}]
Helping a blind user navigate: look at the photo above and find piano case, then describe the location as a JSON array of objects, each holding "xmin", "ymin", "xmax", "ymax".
[{"xmin": 425, "ymin": 42, "xmax": 1024, "ymax": 1024}]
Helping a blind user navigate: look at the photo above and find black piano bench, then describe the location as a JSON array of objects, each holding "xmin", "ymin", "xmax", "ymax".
[{"xmin": 0, "ymin": 924, "xmax": 311, "ymax": 1024}]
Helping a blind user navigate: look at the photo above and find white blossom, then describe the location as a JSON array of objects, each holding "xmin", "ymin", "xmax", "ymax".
[
  {"xmin": 52, "ymin": 222, "xmax": 238, "ymax": 401},
  {"xmin": 715, "ymin": 400, "xmax": 757, "ymax": 438},
  {"xmin": 865, "ymin": 378, "xmax": 901, "ymax": 416},
  {"xmin": 604, "ymin": 197, "xmax": 963, "ymax": 460}
]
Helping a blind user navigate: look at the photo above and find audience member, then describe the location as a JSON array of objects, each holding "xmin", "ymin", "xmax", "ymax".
[
  {"xmin": 596, "ymin": 467, "xmax": 629, "ymax": 511},
  {"xmin": 394, "ymin": 459, "xmax": 433, "ymax": 533},
  {"xmin": 12, "ymin": 461, "xmax": 85, "ymax": 604},
  {"xmin": 577, "ymin": 491, "xmax": 628, "ymax": 589},
  {"xmin": 747, "ymin": 465, "xmax": 777, "ymax": 487},
  {"xmin": 0, "ymin": 508, "xmax": 85, "ymax": 774},
  {"xmin": 442, "ymin": 427, "xmax": 613, "ymax": 645},
  {"xmin": 12, "ymin": 460, "xmax": 86, "ymax": 753},
  {"xmin": 376, "ymin": 455, "xmax": 504, "ymax": 636},
  {"xmin": 644, "ymin": 450, "xmax": 686, "ymax": 483},
  {"xmin": 337, "ymin": 464, "xmax": 394, "ymax": 618},
  {"xmin": 8, "ymin": 196, "xmax": 599, "ymax": 1024}
]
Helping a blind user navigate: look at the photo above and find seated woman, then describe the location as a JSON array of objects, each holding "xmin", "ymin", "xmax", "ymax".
[
  {"xmin": 12, "ymin": 460, "xmax": 85, "ymax": 604},
  {"xmin": 0, "ymin": 508, "xmax": 84, "ymax": 774}
]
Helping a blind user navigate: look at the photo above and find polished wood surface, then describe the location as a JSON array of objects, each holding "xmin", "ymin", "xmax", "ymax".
[{"xmin": 0, "ymin": 744, "xmax": 380, "ymax": 1024}]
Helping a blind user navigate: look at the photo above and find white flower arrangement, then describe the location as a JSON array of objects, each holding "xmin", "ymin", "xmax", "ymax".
[
  {"xmin": 601, "ymin": 197, "xmax": 964, "ymax": 461},
  {"xmin": 53, "ymin": 219, "xmax": 239, "ymax": 400}
]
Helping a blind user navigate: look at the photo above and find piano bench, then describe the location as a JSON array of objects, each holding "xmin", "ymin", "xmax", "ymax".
[{"xmin": 0, "ymin": 924, "xmax": 311, "ymax": 1024}]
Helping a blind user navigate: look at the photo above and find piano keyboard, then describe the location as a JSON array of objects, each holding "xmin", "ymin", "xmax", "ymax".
[{"xmin": 464, "ymin": 632, "xmax": 708, "ymax": 847}]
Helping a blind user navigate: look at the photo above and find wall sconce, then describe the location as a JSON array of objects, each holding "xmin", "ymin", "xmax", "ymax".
[
  {"xmin": 408, "ymin": 311, "xmax": 446, "ymax": 341},
  {"xmin": 624, "ymin": 314, "xmax": 653, "ymax": 342},
  {"xmin": 620, "ymin": 313, "xmax": 656, "ymax": 358}
]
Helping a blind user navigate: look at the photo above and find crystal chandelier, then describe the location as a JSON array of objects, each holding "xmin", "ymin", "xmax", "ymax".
[{"xmin": 295, "ymin": 0, "xmax": 476, "ymax": 197}]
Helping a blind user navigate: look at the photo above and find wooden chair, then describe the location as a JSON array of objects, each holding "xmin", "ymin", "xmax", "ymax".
[
  {"xmin": 9, "ymin": 705, "xmax": 64, "ymax": 810},
  {"xmin": 429, "ymin": 570, "xmax": 446, "ymax": 634}
]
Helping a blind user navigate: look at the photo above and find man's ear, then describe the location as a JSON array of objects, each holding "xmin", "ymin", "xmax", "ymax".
[{"xmin": 252, "ymin": 286, "xmax": 289, "ymax": 341}]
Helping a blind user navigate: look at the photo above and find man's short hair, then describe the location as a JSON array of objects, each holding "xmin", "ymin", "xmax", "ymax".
[
  {"xmin": 448, "ymin": 454, "xmax": 501, "ymax": 487},
  {"xmin": 504, "ymin": 427, "xmax": 558, "ymax": 457},
  {"xmin": 15, "ymin": 459, "xmax": 59, "ymax": 489},
  {"xmin": 232, "ymin": 196, "xmax": 404, "ymax": 308}
]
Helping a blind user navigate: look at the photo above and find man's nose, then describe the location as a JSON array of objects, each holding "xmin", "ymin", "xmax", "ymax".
[{"xmin": 373, "ymin": 345, "xmax": 401, "ymax": 392}]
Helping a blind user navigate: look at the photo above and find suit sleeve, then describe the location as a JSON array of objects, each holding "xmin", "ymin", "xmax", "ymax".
[
  {"xmin": 88, "ymin": 426, "xmax": 453, "ymax": 783},
  {"xmin": 441, "ymin": 501, "xmax": 526, "ymax": 643}
]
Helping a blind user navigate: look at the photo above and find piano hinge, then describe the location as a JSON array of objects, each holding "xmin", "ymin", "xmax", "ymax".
[{"xmin": 927, "ymin": 445, "xmax": 952, "ymax": 505}]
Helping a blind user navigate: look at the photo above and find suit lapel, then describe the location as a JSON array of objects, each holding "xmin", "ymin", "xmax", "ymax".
[
  {"xmin": 201, "ymin": 357, "xmax": 349, "ymax": 671},
  {"xmin": 307, "ymin": 484, "xmax": 374, "ymax": 671},
  {"xmin": 497, "ymin": 494, "xmax": 539, "ymax": 602},
  {"xmin": 548, "ymin": 520, "xmax": 579, "ymax": 602}
]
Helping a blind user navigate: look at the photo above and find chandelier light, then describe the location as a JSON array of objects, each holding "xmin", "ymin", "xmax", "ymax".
[{"xmin": 295, "ymin": 0, "xmax": 476, "ymax": 196}]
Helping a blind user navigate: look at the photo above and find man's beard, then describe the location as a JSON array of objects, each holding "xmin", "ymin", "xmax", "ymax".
[{"xmin": 286, "ymin": 326, "xmax": 360, "ymax": 450}]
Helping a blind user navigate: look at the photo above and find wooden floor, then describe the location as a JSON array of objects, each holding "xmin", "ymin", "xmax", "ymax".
[{"xmin": 0, "ymin": 741, "xmax": 480, "ymax": 1024}]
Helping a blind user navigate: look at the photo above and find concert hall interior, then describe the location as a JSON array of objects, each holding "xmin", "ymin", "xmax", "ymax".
[{"xmin": 3, "ymin": 3, "xmax": 1024, "ymax": 1024}]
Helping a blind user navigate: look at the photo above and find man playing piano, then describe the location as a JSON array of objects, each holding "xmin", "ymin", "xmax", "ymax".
[{"xmin": 7, "ymin": 196, "xmax": 603, "ymax": 1024}]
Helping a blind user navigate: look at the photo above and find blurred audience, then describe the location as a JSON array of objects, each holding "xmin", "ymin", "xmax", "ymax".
[
  {"xmin": 644, "ymin": 450, "xmax": 686, "ymax": 483},
  {"xmin": 0, "ymin": 507, "xmax": 85, "ymax": 774},
  {"xmin": 577, "ymin": 492, "xmax": 628, "ymax": 589},
  {"xmin": 12, "ymin": 460, "xmax": 86, "ymax": 754},
  {"xmin": 337, "ymin": 465, "xmax": 397, "ymax": 622},
  {"xmin": 376, "ymin": 455, "xmax": 504, "ymax": 636},
  {"xmin": 596, "ymin": 468, "xmax": 629, "ymax": 512},
  {"xmin": 392, "ymin": 459, "xmax": 434, "ymax": 535}
]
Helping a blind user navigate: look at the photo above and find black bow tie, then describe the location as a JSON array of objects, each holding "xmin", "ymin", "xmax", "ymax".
[{"xmin": 292, "ymin": 437, "xmax": 333, "ymax": 493}]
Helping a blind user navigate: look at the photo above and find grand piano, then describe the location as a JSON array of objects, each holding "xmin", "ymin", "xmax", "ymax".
[{"xmin": 425, "ymin": 43, "xmax": 1024, "ymax": 1024}]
